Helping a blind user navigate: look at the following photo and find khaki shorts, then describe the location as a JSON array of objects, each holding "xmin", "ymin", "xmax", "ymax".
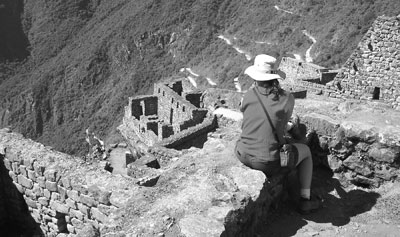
[{"xmin": 234, "ymin": 143, "xmax": 282, "ymax": 176}]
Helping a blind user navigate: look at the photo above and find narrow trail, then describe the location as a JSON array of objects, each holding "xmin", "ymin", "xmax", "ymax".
[
  {"xmin": 218, "ymin": 35, "xmax": 252, "ymax": 61},
  {"xmin": 179, "ymin": 68, "xmax": 217, "ymax": 87},
  {"xmin": 302, "ymin": 30, "xmax": 317, "ymax": 63},
  {"xmin": 274, "ymin": 5, "xmax": 295, "ymax": 15}
]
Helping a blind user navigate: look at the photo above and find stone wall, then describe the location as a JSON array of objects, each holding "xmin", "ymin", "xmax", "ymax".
[
  {"xmin": 301, "ymin": 113, "xmax": 400, "ymax": 188},
  {"xmin": 328, "ymin": 15, "xmax": 400, "ymax": 109},
  {"xmin": 128, "ymin": 95, "xmax": 158, "ymax": 120},
  {"xmin": 0, "ymin": 127, "xmax": 293, "ymax": 237},
  {"xmin": 279, "ymin": 57, "xmax": 326, "ymax": 82},
  {"xmin": 154, "ymin": 83, "xmax": 201, "ymax": 125},
  {"xmin": 158, "ymin": 116, "xmax": 217, "ymax": 149},
  {"xmin": 0, "ymin": 129, "xmax": 139, "ymax": 236},
  {"xmin": 123, "ymin": 80, "xmax": 213, "ymax": 148}
]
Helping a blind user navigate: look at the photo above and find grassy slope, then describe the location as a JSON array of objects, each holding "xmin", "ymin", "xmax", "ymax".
[{"xmin": 0, "ymin": 0, "xmax": 399, "ymax": 155}]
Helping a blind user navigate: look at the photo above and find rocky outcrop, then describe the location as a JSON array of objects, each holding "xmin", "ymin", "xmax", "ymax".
[{"xmin": 303, "ymin": 113, "xmax": 400, "ymax": 188}]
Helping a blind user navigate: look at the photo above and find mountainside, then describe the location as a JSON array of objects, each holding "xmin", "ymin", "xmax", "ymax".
[{"xmin": 0, "ymin": 0, "xmax": 400, "ymax": 155}]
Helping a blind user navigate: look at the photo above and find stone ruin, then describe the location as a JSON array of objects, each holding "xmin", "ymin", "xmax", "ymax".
[
  {"xmin": 279, "ymin": 57, "xmax": 339, "ymax": 85},
  {"xmin": 327, "ymin": 15, "xmax": 400, "ymax": 110},
  {"xmin": 279, "ymin": 15, "xmax": 400, "ymax": 111},
  {"xmin": 278, "ymin": 56, "xmax": 339, "ymax": 98},
  {"xmin": 121, "ymin": 78, "xmax": 216, "ymax": 149}
]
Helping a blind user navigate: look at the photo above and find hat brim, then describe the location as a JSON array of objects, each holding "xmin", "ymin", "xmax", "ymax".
[{"xmin": 244, "ymin": 65, "xmax": 283, "ymax": 81}]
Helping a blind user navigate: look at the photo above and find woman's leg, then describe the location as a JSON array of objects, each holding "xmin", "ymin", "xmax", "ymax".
[
  {"xmin": 293, "ymin": 143, "xmax": 313, "ymax": 199},
  {"xmin": 235, "ymin": 144, "xmax": 281, "ymax": 176}
]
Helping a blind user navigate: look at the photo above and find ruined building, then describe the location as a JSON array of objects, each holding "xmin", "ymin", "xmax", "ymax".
[
  {"xmin": 279, "ymin": 57, "xmax": 338, "ymax": 84},
  {"xmin": 328, "ymin": 15, "xmax": 400, "ymax": 109},
  {"xmin": 278, "ymin": 57, "xmax": 338, "ymax": 96},
  {"xmin": 122, "ymin": 79, "xmax": 216, "ymax": 149}
]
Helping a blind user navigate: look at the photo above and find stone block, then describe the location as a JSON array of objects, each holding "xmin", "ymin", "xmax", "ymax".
[
  {"xmin": 38, "ymin": 197, "xmax": 49, "ymax": 206},
  {"xmin": 68, "ymin": 190, "xmax": 80, "ymax": 202},
  {"xmin": 343, "ymin": 155, "xmax": 373, "ymax": 177},
  {"xmin": 86, "ymin": 219, "xmax": 99, "ymax": 229},
  {"xmin": 48, "ymin": 221, "xmax": 59, "ymax": 232},
  {"xmin": 109, "ymin": 190, "xmax": 131, "ymax": 208},
  {"xmin": 33, "ymin": 162, "xmax": 45, "ymax": 176},
  {"xmin": 43, "ymin": 207, "xmax": 57, "ymax": 217},
  {"xmin": 98, "ymin": 191, "xmax": 111, "ymax": 205},
  {"xmin": 91, "ymin": 207, "xmax": 108, "ymax": 223},
  {"xmin": 19, "ymin": 165, "xmax": 27, "ymax": 177},
  {"xmin": 71, "ymin": 218, "xmax": 84, "ymax": 229},
  {"xmin": 51, "ymin": 192, "xmax": 60, "ymax": 201},
  {"xmin": 66, "ymin": 198, "xmax": 77, "ymax": 209},
  {"xmin": 8, "ymin": 170, "xmax": 17, "ymax": 182},
  {"xmin": 80, "ymin": 194, "xmax": 96, "ymax": 207},
  {"xmin": 40, "ymin": 224, "xmax": 49, "ymax": 234},
  {"xmin": 3, "ymin": 158, "xmax": 11, "ymax": 170},
  {"xmin": 67, "ymin": 224, "xmax": 75, "ymax": 234},
  {"xmin": 27, "ymin": 169, "xmax": 36, "ymax": 181},
  {"xmin": 69, "ymin": 209, "xmax": 84, "ymax": 221},
  {"xmin": 58, "ymin": 186, "xmax": 67, "ymax": 201},
  {"xmin": 24, "ymin": 196, "xmax": 37, "ymax": 208},
  {"xmin": 25, "ymin": 188, "xmax": 37, "ymax": 199},
  {"xmin": 44, "ymin": 189, "xmax": 51, "ymax": 199},
  {"xmin": 12, "ymin": 162, "xmax": 20, "ymax": 174},
  {"xmin": 50, "ymin": 200, "xmax": 70, "ymax": 214},
  {"xmin": 23, "ymin": 158, "xmax": 33, "ymax": 169},
  {"xmin": 18, "ymin": 174, "xmax": 33, "ymax": 189},
  {"xmin": 44, "ymin": 169, "xmax": 57, "ymax": 182},
  {"xmin": 46, "ymin": 181, "xmax": 58, "ymax": 192},
  {"xmin": 33, "ymin": 183, "xmax": 41, "ymax": 196},
  {"xmin": 75, "ymin": 184, "xmax": 89, "ymax": 195},
  {"xmin": 37, "ymin": 176, "xmax": 46, "ymax": 188},
  {"xmin": 61, "ymin": 177, "xmax": 72, "ymax": 189},
  {"xmin": 77, "ymin": 203, "xmax": 90, "ymax": 217},
  {"xmin": 369, "ymin": 146, "xmax": 400, "ymax": 163},
  {"xmin": 32, "ymin": 208, "xmax": 41, "ymax": 223}
]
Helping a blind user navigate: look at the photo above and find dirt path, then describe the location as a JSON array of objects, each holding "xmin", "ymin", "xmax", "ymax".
[{"xmin": 257, "ymin": 168, "xmax": 400, "ymax": 236}]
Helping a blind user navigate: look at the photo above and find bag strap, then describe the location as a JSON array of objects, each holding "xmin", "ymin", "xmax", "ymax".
[{"xmin": 253, "ymin": 87, "xmax": 285, "ymax": 145}]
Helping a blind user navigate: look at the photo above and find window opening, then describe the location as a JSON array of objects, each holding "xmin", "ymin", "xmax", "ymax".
[{"xmin": 372, "ymin": 87, "xmax": 380, "ymax": 100}]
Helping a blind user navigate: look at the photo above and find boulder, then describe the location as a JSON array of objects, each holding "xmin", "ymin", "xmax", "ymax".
[{"xmin": 302, "ymin": 113, "xmax": 340, "ymax": 136}]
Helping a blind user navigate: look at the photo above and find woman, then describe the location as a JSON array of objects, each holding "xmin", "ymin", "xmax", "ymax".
[{"xmin": 235, "ymin": 54, "xmax": 321, "ymax": 214}]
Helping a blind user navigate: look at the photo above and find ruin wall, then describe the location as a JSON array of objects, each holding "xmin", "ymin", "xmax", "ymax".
[
  {"xmin": 127, "ymin": 95, "xmax": 158, "ymax": 120},
  {"xmin": 279, "ymin": 57, "xmax": 325, "ymax": 83},
  {"xmin": 154, "ymin": 83, "xmax": 200, "ymax": 125},
  {"xmin": 157, "ymin": 116, "xmax": 217, "ymax": 148},
  {"xmin": 0, "ymin": 130, "xmax": 138, "ymax": 236},
  {"xmin": 329, "ymin": 15, "xmax": 400, "ymax": 109}
]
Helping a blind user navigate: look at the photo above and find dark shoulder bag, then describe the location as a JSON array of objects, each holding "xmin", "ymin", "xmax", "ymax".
[{"xmin": 253, "ymin": 87, "xmax": 296, "ymax": 169}]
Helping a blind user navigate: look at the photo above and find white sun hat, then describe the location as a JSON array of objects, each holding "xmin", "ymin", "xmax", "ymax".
[{"xmin": 244, "ymin": 54, "xmax": 284, "ymax": 81}]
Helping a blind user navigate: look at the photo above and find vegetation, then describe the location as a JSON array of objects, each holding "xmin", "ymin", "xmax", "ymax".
[{"xmin": 0, "ymin": 0, "xmax": 399, "ymax": 155}]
